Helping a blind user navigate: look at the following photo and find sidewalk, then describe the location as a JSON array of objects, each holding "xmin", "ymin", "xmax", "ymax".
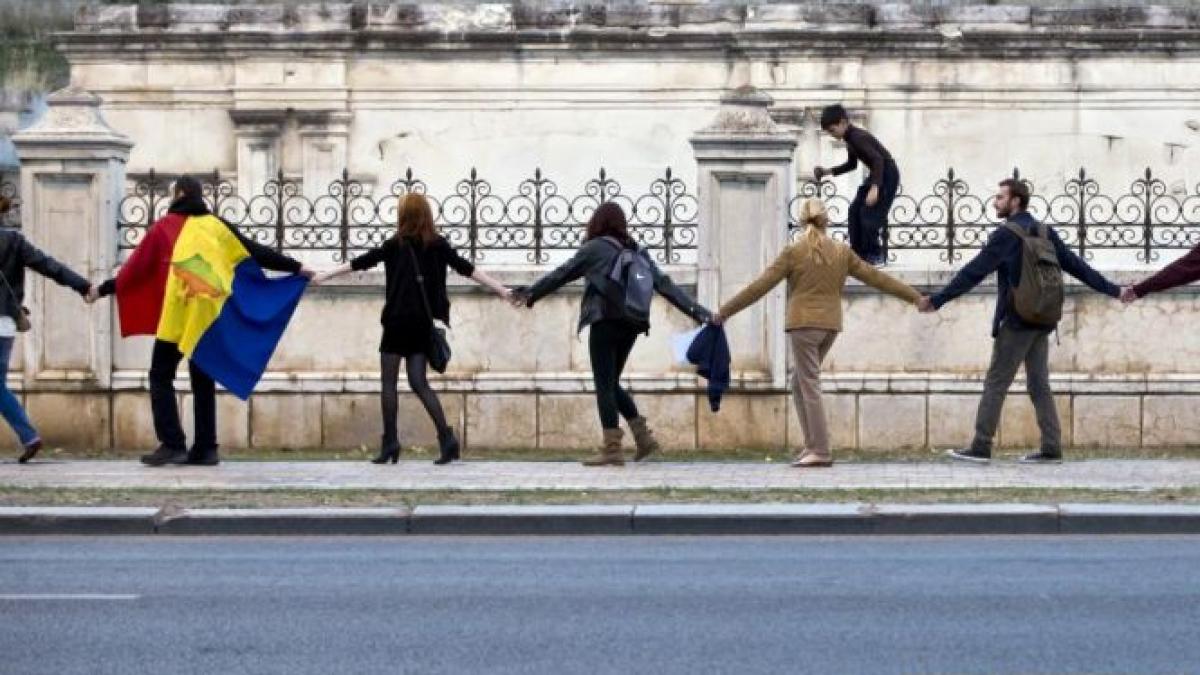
[{"xmin": 3, "ymin": 458, "xmax": 1199, "ymax": 492}]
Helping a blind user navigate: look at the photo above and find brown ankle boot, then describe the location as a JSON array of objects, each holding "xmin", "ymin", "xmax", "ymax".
[
  {"xmin": 583, "ymin": 429, "xmax": 625, "ymax": 467},
  {"xmin": 628, "ymin": 417, "xmax": 661, "ymax": 462}
]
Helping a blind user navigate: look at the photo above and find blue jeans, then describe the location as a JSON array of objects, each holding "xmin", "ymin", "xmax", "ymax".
[{"xmin": 0, "ymin": 337, "xmax": 38, "ymax": 446}]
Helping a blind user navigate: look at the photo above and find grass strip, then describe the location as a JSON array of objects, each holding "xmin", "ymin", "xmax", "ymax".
[{"xmin": 2, "ymin": 486, "xmax": 1198, "ymax": 509}]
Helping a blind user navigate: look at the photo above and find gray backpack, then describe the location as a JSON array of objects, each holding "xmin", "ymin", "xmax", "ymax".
[
  {"xmin": 1003, "ymin": 220, "xmax": 1064, "ymax": 327},
  {"xmin": 601, "ymin": 236, "xmax": 655, "ymax": 326}
]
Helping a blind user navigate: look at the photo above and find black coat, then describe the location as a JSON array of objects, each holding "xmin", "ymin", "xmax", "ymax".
[
  {"xmin": 351, "ymin": 235, "xmax": 476, "ymax": 328},
  {"xmin": 523, "ymin": 237, "xmax": 710, "ymax": 332},
  {"xmin": 0, "ymin": 229, "xmax": 91, "ymax": 322}
]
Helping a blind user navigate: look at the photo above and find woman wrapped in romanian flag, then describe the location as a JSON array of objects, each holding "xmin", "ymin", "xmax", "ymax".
[{"xmin": 95, "ymin": 176, "xmax": 314, "ymax": 466}]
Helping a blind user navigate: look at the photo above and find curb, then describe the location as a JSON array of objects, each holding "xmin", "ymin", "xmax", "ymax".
[{"xmin": 2, "ymin": 504, "xmax": 1200, "ymax": 536}]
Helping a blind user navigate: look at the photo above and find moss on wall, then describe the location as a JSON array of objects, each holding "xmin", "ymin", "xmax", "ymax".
[{"xmin": 0, "ymin": 1, "xmax": 74, "ymax": 91}]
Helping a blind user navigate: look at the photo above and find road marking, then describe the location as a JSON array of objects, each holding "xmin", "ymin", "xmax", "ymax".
[{"xmin": 0, "ymin": 594, "xmax": 140, "ymax": 601}]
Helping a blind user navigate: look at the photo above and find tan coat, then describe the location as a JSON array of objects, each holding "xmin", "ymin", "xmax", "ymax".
[{"xmin": 719, "ymin": 236, "xmax": 921, "ymax": 332}]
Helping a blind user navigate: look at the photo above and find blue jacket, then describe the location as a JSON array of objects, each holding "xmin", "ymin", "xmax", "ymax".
[
  {"xmin": 686, "ymin": 324, "xmax": 730, "ymax": 412},
  {"xmin": 931, "ymin": 211, "xmax": 1120, "ymax": 336}
]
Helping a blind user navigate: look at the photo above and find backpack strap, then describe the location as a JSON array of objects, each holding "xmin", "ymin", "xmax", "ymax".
[
  {"xmin": 1001, "ymin": 220, "xmax": 1027, "ymax": 240},
  {"xmin": 1003, "ymin": 219, "xmax": 1051, "ymax": 240}
]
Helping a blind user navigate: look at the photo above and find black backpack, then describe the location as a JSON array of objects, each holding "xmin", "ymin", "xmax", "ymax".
[{"xmin": 600, "ymin": 236, "xmax": 655, "ymax": 326}]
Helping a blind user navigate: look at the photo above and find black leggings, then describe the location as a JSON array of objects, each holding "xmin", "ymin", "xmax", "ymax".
[
  {"xmin": 588, "ymin": 320, "xmax": 641, "ymax": 430},
  {"xmin": 380, "ymin": 352, "xmax": 449, "ymax": 447}
]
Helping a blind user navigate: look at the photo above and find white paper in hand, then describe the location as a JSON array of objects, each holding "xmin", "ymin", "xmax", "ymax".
[{"xmin": 671, "ymin": 327, "xmax": 704, "ymax": 366}]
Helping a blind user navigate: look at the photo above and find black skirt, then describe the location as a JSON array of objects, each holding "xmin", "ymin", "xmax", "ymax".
[{"xmin": 380, "ymin": 321, "xmax": 432, "ymax": 357}]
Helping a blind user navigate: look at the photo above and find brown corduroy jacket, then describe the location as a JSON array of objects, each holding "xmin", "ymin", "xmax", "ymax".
[{"xmin": 719, "ymin": 237, "xmax": 921, "ymax": 332}]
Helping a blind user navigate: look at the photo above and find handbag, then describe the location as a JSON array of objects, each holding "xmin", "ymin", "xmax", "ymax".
[{"xmin": 405, "ymin": 241, "xmax": 451, "ymax": 374}]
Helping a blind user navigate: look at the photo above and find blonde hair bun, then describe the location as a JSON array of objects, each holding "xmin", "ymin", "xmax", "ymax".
[{"xmin": 800, "ymin": 198, "xmax": 827, "ymax": 227}]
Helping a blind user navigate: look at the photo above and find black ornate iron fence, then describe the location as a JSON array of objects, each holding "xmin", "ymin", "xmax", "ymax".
[
  {"xmin": 0, "ymin": 175, "xmax": 18, "ymax": 229},
  {"xmin": 789, "ymin": 167, "xmax": 1200, "ymax": 263},
  {"xmin": 118, "ymin": 167, "xmax": 698, "ymax": 265}
]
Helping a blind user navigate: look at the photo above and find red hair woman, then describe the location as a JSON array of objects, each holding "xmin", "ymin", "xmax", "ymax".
[{"xmin": 319, "ymin": 194, "xmax": 510, "ymax": 465}]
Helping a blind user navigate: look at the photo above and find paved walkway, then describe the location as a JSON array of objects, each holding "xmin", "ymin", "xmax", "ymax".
[{"xmin": 2, "ymin": 459, "xmax": 1198, "ymax": 492}]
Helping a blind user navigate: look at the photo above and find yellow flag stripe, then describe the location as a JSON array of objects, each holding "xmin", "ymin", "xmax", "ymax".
[{"xmin": 155, "ymin": 215, "xmax": 250, "ymax": 355}]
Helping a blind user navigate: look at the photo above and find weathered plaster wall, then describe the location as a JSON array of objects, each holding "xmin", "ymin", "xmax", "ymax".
[{"xmin": 60, "ymin": 3, "xmax": 1200, "ymax": 205}]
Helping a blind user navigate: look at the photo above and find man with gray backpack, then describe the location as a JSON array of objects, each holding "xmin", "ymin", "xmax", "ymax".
[{"xmin": 918, "ymin": 178, "xmax": 1120, "ymax": 464}]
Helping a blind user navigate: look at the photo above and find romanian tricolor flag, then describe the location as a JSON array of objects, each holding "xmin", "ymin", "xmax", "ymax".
[{"xmin": 115, "ymin": 212, "xmax": 307, "ymax": 399}]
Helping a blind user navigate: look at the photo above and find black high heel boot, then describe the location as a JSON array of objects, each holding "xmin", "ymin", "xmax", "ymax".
[
  {"xmin": 372, "ymin": 437, "xmax": 401, "ymax": 465},
  {"xmin": 433, "ymin": 429, "xmax": 460, "ymax": 465}
]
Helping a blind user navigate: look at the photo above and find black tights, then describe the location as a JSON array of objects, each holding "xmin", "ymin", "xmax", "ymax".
[
  {"xmin": 380, "ymin": 352, "xmax": 449, "ymax": 447},
  {"xmin": 589, "ymin": 320, "xmax": 641, "ymax": 430}
]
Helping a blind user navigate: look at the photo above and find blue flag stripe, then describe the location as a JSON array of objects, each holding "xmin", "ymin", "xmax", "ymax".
[{"xmin": 191, "ymin": 261, "xmax": 307, "ymax": 400}]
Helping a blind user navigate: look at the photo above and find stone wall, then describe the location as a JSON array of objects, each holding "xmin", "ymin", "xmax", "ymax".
[
  {"xmin": 3, "ymin": 3, "xmax": 1199, "ymax": 453},
  {"xmin": 14, "ymin": 271, "xmax": 1200, "ymax": 453}
]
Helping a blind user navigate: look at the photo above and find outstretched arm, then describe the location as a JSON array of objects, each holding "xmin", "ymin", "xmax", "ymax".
[
  {"xmin": 18, "ymin": 236, "xmax": 91, "ymax": 297},
  {"xmin": 221, "ymin": 219, "xmax": 306, "ymax": 275},
  {"xmin": 714, "ymin": 251, "xmax": 791, "ymax": 323},
  {"xmin": 1052, "ymin": 230, "xmax": 1120, "ymax": 298},
  {"xmin": 848, "ymin": 254, "xmax": 921, "ymax": 304},
  {"xmin": 319, "ymin": 241, "xmax": 394, "ymax": 284},
  {"xmin": 471, "ymin": 269, "xmax": 512, "ymax": 300},
  {"xmin": 520, "ymin": 246, "xmax": 592, "ymax": 306},
  {"xmin": 649, "ymin": 257, "xmax": 711, "ymax": 323},
  {"xmin": 829, "ymin": 153, "xmax": 858, "ymax": 177},
  {"xmin": 314, "ymin": 263, "xmax": 352, "ymax": 285},
  {"xmin": 1130, "ymin": 244, "xmax": 1200, "ymax": 299},
  {"xmin": 930, "ymin": 229, "xmax": 1012, "ymax": 310}
]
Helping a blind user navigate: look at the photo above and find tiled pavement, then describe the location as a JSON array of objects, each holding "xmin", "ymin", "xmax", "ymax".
[{"xmin": 2, "ymin": 458, "xmax": 1197, "ymax": 492}]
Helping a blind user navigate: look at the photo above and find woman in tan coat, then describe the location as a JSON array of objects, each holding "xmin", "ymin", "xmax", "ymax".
[{"xmin": 711, "ymin": 198, "xmax": 921, "ymax": 467}]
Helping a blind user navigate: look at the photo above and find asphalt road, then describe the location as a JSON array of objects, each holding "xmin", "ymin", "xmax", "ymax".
[{"xmin": 1, "ymin": 536, "xmax": 1198, "ymax": 675}]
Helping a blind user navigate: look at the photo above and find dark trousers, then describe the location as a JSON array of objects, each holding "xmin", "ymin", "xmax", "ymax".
[
  {"xmin": 149, "ymin": 339, "xmax": 216, "ymax": 452},
  {"xmin": 848, "ymin": 162, "xmax": 900, "ymax": 262},
  {"xmin": 970, "ymin": 323, "xmax": 1061, "ymax": 454},
  {"xmin": 588, "ymin": 320, "xmax": 641, "ymax": 430}
]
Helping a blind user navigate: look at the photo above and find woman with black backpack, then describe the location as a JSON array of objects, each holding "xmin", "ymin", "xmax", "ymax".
[
  {"xmin": 0, "ymin": 195, "xmax": 96, "ymax": 463},
  {"xmin": 512, "ymin": 201, "xmax": 711, "ymax": 466},
  {"xmin": 316, "ymin": 193, "xmax": 511, "ymax": 465}
]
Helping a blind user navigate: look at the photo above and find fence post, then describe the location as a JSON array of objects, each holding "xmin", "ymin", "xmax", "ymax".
[
  {"xmin": 1075, "ymin": 167, "xmax": 1089, "ymax": 258},
  {"xmin": 11, "ymin": 87, "xmax": 131, "ymax": 446},
  {"xmin": 272, "ymin": 168, "xmax": 286, "ymax": 252},
  {"xmin": 338, "ymin": 168, "xmax": 350, "ymax": 262},
  {"xmin": 690, "ymin": 87, "xmax": 796, "ymax": 388}
]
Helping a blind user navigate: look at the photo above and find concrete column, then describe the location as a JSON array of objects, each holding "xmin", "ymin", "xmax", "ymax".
[
  {"xmin": 690, "ymin": 87, "xmax": 797, "ymax": 387},
  {"xmin": 0, "ymin": 91, "xmax": 36, "ymax": 174},
  {"xmin": 12, "ymin": 87, "xmax": 132, "ymax": 389},
  {"xmin": 230, "ymin": 109, "xmax": 285, "ymax": 197}
]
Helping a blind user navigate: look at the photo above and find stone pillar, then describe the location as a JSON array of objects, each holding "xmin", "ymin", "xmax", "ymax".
[
  {"xmin": 12, "ymin": 87, "xmax": 132, "ymax": 389},
  {"xmin": 298, "ymin": 111, "xmax": 352, "ymax": 198},
  {"xmin": 690, "ymin": 87, "xmax": 797, "ymax": 387},
  {"xmin": 230, "ymin": 109, "xmax": 285, "ymax": 197}
]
